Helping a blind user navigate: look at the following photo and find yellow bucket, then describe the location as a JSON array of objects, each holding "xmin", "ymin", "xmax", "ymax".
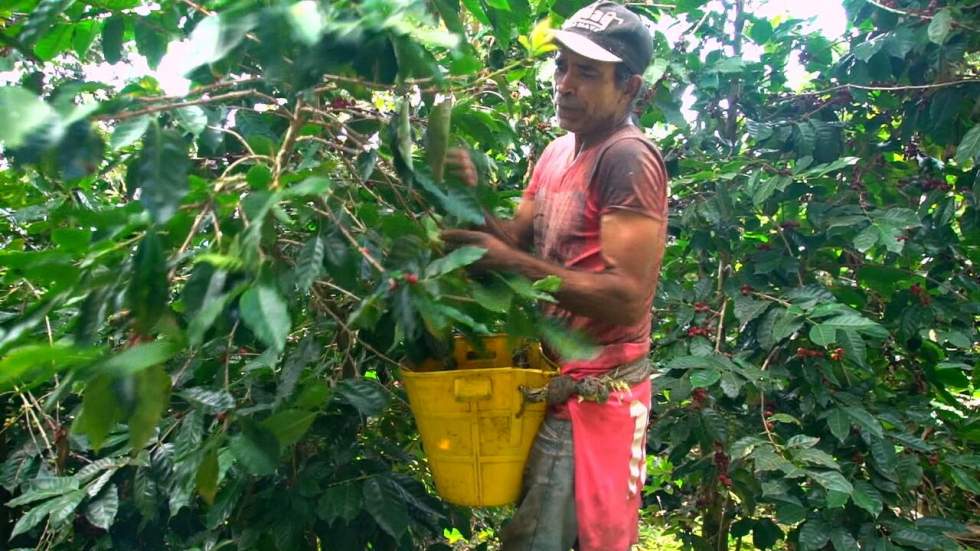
[{"xmin": 401, "ymin": 335, "xmax": 557, "ymax": 507}]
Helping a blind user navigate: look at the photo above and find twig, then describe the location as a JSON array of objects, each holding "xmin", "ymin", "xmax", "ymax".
[
  {"xmin": 134, "ymin": 77, "xmax": 262, "ymax": 103},
  {"xmin": 790, "ymin": 78, "xmax": 980, "ymax": 98},
  {"xmin": 714, "ymin": 298, "xmax": 727, "ymax": 353},
  {"xmin": 311, "ymin": 289, "xmax": 400, "ymax": 366},
  {"xmin": 95, "ymin": 90, "xmax": 259, "ymax": 121},
  {"xmin": 864, "ymin": 0, "xmax": 931, "ymax": 19},
  {"xmin": 313, "ymin": 201, "xmax": 388, "ymax": 276},
  {"xmin": 169, "ymin": 204, "xmax": 211, "ymax": 280},
  {"xmin": 272, "ymin": 98, "xmax": 306, "ymax": 190}
]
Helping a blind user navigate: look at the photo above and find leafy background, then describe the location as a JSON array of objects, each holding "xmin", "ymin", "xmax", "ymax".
[{"xmin": 0, "ymin": 0, "xmax": 978, "ymax": 549}]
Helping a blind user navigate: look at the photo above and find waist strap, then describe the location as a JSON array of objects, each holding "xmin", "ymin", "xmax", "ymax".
[{"xmin": 519, "ymin": 357, "xmax": 652, "ymax": 410}]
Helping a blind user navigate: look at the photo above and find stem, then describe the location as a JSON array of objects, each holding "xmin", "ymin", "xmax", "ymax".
[{"xmin": 272, "ymin": 98, "xmax": 306, "ymax": 190}]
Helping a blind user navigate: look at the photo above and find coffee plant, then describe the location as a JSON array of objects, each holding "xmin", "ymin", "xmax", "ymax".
[{"xmin": 0, "ymin": 0, "xmax": 977, "ymax": 549}]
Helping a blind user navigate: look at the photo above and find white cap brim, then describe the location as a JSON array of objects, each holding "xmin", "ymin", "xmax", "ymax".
[{"xmin": 551, "ymin": 30, "xmax": 623, "ymax": 63}]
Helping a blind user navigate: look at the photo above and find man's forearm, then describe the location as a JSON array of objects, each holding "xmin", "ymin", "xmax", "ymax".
[
  {"xmin": 494, "ymin": 247, "xmax": 647, "ymax": 326},
  {"xmin": 481, "ymin": 212, "xmax": 531, "ymax": 251}
]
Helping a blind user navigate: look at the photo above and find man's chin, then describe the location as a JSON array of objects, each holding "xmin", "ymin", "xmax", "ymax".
[{"xmin": 556, "ymin": 117, "xmax": 580, "ymax": 132}]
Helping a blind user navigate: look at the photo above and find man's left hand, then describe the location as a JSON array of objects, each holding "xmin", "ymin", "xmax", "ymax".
[{"xmin": 441, "ymin": 229, "xmax": 514, "ymax": 272}]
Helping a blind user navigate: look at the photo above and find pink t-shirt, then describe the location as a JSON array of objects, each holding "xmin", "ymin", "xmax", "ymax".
[
  {"xmin": 524, "ymin": 125, "xmax": 668, "ymax": 378},
  {"xmin": 523, "ymin": 125, "xmax": 668, "ymax": 550}
]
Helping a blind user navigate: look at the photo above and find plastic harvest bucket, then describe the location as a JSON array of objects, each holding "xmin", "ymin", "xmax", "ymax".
[{"xmin": 401, "ymin": 335, "xmax": 557, "ymax": 507}]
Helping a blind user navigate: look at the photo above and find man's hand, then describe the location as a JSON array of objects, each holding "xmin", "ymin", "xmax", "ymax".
[
  {"xmin": 444, "ymin": 148, "xmax": 478, "ymax": 187},
  {"xmin": 441, "ymin": 229, "xmax": 513, "ymax": 272}
]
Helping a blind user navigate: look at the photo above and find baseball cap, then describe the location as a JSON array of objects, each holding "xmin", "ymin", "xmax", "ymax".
[{"xmin": 551, "ymin": 2, "xmax": 653, "ymax": 75}]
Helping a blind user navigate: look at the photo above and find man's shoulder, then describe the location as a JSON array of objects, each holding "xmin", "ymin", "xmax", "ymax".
[{"xmin": 601, "ymin": 129, "xmax": 662, "ymax": 162}]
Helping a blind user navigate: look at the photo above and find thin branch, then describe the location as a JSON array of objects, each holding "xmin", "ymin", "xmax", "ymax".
[
  {"xmin": 134, "ymin": 77, "xmax": 262, "ymax": 103},
  {"xmin": 790, "ymin": 78, "xmax": 980, "ymax": 98},
  {"xmin": 272, "ymin": 98, "xmax": 306, "ymax": 190},
  {"xmin": 95, "ymin": 90, "xmax": 259, "ymax": 121}
]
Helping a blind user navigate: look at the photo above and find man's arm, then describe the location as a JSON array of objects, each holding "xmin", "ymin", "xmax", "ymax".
[
  {"xmin": 482, "ymin": 200, "xmax": 535, "ymax": 251},
  {"xmin": 444, "ymin": 148, "xmax": 535, "ymax": 251},
  {"xmin": 443, "ymin": 209, "xmax": 666, "ymax": 326}
]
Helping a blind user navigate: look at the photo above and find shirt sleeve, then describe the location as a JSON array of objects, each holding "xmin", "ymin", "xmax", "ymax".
[{"xmin": 592, "ymin": 138, "xmax": 668, "ymax": 222}]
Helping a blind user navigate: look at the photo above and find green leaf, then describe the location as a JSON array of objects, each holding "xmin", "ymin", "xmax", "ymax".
[
  {"xmin": 538, "ymin": 318, "xmax": 598, "ymax": 361},
  {"xmin": 84, "ymin": 483, "xmax": 119, "ymax": 530},
  {"xmin": 927, "ymin": 9, "xmax": 953, "ymax": 44},
  {"xmin": 955, "ymin": 125, "xmax": 980, "ymax": 165},
  {"xmin": 129, "ymin": 364, "xmax": 170, "ymax": 450},
  {"xmin": 794, "ymin": 448, "xmax": 839, "ymax": 470},
  {"xmin": 532, "ymin": 275, "xmax": 563, "ymax": 293},
  {"xmin": 80, "ymin": 11, "xmax": 119, "ymax": 41},
  {"xmin": 949, "ymin": 466, "xmax": 980, "ymax": 494},
  {"xmin": 892, "ymin": 528, "xmax": 946, "ymax": 551},
  {"xmin": 283, "ymin": 176, "xmax": 331, "ymax": 197},
  {"xmin": 851, "ymin": 480, "xmax": 883, "ymax": 517},
  {"xmin": 799, "ymin": 519, "xmax": 831, "ymax": 551},
  {"xmin": 230, "ymin": 420, "xmax": 280, "ymax": 476},
  {"xmin": 843, "ymin": 406, "xmax": 883, "ymax": 439},
  {"xmin": 34, "ymin": 24, "xmax": 73, "ymax": 61},
  {"xmin": 734, "ymin": 295, "xmax": 769, "ymax": 324},
  {"xmin": 111, "ymin": 116, "xmax": 151, "ymax": 151},
  {"xmin": 295, "ymin": 236, "xmax": 325, "ymax": 293},
  {"xmin": 128, "ymin": 231, "xmax": 168, "ymax": 335},
  {"xmin": 99, "ymin": 340, "xmax": 179, "ymax": 377},
  {"xmin": 854, "ymin": 38, "xmax": 884, "ymax": 62},
  {"xmin": 0, "ymin": 343, "xmax": 100, "ymax": 392},
  {"xmin": 426, "ymin": 98, "xmax": 452, "ymax": 183},
  {"xmin": 837, "ymin": 329, "xmax": 866, "ymax": 368},
  {"xmin": 318, "ymin": 481, "xmax": 364, "ymax": 523},
  {"xmin": 826, "ymin": 408, "xmax": 851, "ymax": 443},
  {"xmin": 363, "ymin": 477, "xmax": 409, "ymax": 539},
  {"xmin": 809, "ymin": 324, "xmax": 836, "ymax": 346},
  {"xmin": 135, "ymin": 19, "xmax": 168, "ymax": 68},
  {"xmin": 196, "ymin": 449, "xmax": 219, "ymax": 504},
  {"xmin": 179, "ymin": 13, "xmax": 256, "ymax": 73},
  {"xmin": 240, "ymin": 283, "xmax": 291, "ymax": 352},
  {"xmin": 286, "ymin": 0, "xmax": 326, "ymax": 45},
  {"xmin": 175, "ymin": 106, "xmax": 208, "ymax": 137},
  {"xmin": 690, "ymin": 368, "xmax": 721, "ymax": 388},
  {"xmin": 425, "ymin": 246, "xmax": 487, "ymax": 278},
  {"xmin": 335, "ymin": 379, "xmax": 389, "ymax": 417},
  {"xmin": 0, "ymin": 87, "xmax": 55, "ymax": 149},
  {"xmin": 102, "ymin": 15, "xmax": 125, "ymax": 64},
  {"xmin": 808, "ymin": 470, "xmax": 853, "ymax": 494},
  {"xmin": 10, "ymin": 489, "xmax": 83, "ymax": 538},
  {"xmin": 261, "ymin": 409, "xmax": 316, "ymax": 447},
  {"xmin": 180, "ymin": 387, "xmax": 236, "ymax": 411},
  {"xmin": 831, "ymin": 528, "xmax": 860, "ymax": 551},
  {"xmin": 6, "ymin": 477, "xmax": 79, "ymax": 507},
  {"xmin": 73, "ymin": 374, "xmax": 123, "ymax": 449},
  {"xmin": 853, "ymin": 224, "xmax": 879, "ymax": 252},
  {"xmin": 869, "ymin": 436, "xmax": 898, "ymax": 475},
  {"xmin": 471, "ymin": 279, "xmax": 512, "ymax": 313},
  {"xmin": 137, "ymin": 125, "xmax": 190, "ymax": 223}
]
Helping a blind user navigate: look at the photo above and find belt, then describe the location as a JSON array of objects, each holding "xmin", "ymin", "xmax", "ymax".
[{"xmin": 518, "ymin": 357, "xmax": 653, "ymax": 411}]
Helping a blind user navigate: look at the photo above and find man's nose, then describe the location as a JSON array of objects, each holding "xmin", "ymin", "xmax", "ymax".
[{"xmin": 555, "ymin": 71, "xmax": 573, "ymax": 96}]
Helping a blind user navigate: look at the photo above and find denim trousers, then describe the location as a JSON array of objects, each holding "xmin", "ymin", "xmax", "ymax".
[{"xmin": 499, "ymin": 413, "xmax": 577, "ymax": 551}]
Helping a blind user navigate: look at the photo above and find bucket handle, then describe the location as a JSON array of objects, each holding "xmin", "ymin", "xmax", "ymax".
[{"xmin": 454, "ymin": 377, "xmax": 492, "ymax": 401}]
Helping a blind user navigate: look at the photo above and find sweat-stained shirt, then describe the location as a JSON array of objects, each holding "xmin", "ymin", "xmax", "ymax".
[
  {"xmin": 521, "ymin": 124, "xmax": 668, "ymax": 551},
  {"xmin": 523, "ymin": 124, "xmax": 668, "ymax": 378}
]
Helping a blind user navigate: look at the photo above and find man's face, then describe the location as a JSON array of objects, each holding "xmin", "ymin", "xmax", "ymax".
[{"xmin": 553, "ymin": 47, "xmax": 631, "ymax": 135}]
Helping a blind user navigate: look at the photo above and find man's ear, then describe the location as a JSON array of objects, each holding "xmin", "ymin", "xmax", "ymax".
[{"xmin": 626, "ymin": 74, "xmax": 643, "ymax": 101}]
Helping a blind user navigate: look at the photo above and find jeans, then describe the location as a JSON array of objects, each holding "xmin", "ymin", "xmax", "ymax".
[{"xmin": 499, "ymin": 414, "xmax": 577, "ymax": 551}]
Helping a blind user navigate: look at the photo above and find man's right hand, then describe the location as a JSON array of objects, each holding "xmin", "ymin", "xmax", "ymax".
[{"xmin": 444, "ymin": 148, "xmax": 478, "ymax": 187}]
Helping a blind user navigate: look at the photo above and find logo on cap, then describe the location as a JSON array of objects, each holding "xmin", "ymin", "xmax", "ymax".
[{"xmin": 566, "ymin": 6, "xmax": 625, "ymax": 33}]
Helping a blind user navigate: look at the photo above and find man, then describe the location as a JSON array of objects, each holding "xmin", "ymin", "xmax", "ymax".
[{"xmin": 442, "ymin": 2, "xmax": 668, "ymax": 549}]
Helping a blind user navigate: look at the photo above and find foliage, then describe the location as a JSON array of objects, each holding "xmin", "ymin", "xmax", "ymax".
[{"xmin": 0, "ymin": 0, "xmax": 977, "ymax": 549}]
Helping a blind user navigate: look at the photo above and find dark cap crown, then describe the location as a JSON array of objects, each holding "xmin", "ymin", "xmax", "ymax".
[{"xmin": 562, "ymin": 1, "xmax": 653, "ymax": 74}]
